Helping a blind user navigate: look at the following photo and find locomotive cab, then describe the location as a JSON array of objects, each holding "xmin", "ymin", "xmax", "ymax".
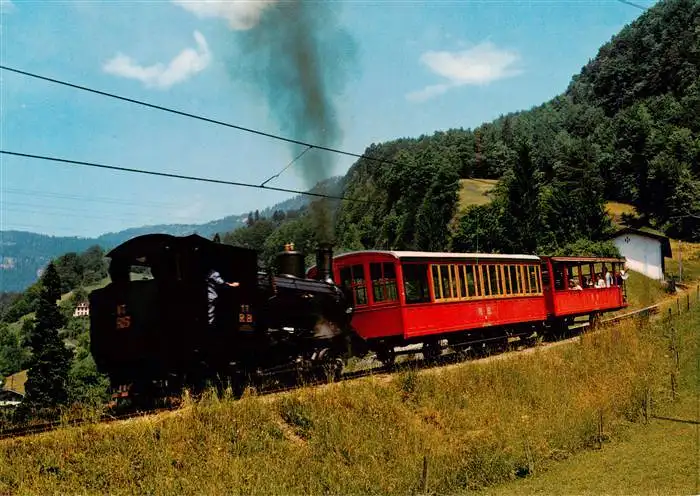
[{"xmin": 89, "ymin": 233, "xmax": 259, "ymax": 387}]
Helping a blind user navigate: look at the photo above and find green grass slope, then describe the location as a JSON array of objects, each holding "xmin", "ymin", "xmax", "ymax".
[{"xmin": 1, "ymin": 299, "xmax": 695, "ymax": 493}]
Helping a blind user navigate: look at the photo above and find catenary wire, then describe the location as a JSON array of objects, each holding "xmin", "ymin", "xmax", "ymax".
[
  {"xmin": 615, "ymin": 0, "xmax": 648, "ymax": 11},
  {"xmin": 0, "ymin": 150, "xmax": 381, "ymax": 205},
  {"xmin": 0, "ymin": 65, "xmax": 402, "ymax": 169}
]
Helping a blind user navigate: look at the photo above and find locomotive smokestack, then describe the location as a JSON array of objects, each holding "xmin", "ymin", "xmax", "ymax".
[
  {"xmin": 276, "ymin": 242, "xmax": 305, "ymax": 278},
  {"xmin": 315, "ymin": 242, "xmax": 334, "ymax": 283}
]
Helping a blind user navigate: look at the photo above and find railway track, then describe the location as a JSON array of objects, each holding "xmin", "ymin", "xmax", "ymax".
[{"xmin": 0, "ymin": 303, "xmax": 661, "ymax": 442}]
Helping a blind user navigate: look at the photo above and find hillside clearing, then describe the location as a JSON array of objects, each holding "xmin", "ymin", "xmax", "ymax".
[
  {"xmin": 457, "ymin": 178, "xmax": 498, "ymax": 211},
  {"xmin": 605, "ymin": 201, "xmax": 638, "ymax": 227}
]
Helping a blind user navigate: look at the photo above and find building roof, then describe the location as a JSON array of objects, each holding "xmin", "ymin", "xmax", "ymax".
[{"xmin": 611, "ymin": 227, "xmax": 672, "ymax": 258}]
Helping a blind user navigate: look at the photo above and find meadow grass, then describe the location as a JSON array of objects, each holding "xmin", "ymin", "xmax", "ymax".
[
  {"xmin": 0, "ymin": 303, "xmax": 688, "ymax": 495},
  {"xmin": 487, "ymin": 284, "xmax": 700, "ymax": 495},
  {"xmin": 665, "ymin": 238, "xmax": 700, "ymax": 283}
]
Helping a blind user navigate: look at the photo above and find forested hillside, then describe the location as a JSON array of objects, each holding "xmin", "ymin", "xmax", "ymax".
[{"xmin": 334, "ymin": 0, "xmax": 699, "ymax": 255}]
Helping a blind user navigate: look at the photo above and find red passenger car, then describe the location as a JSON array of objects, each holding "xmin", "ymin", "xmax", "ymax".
[
  {"xmin": 539, "ymin": 256, "xmax": 628, "ymax": 329},
  {"xmin": 308, "ymin": 250, "xmax": 549, "ymax": 362},
  {"xmin": 308, "ymin": 250, "xmax": 629, "ymax": 364}
]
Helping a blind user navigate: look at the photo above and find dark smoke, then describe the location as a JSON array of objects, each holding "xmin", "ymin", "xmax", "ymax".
[{"xmin": 231, "ymin": 1, "xmax": 357, "ymax": 243}]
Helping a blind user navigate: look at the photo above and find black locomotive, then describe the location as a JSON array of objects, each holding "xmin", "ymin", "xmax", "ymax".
[{"xmin": 88, "ymin": 233, "xmax": 364, "ymax": 400}]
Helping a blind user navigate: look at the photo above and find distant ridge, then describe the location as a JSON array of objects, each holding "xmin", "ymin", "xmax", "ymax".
[{"xmin": 0, "ymin": 176, "xmax": 343, "ymax": 291}]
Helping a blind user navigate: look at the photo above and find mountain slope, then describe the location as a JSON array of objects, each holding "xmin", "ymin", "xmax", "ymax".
[{"xmin": 335, "ymin": 0, "xmax": 700, "ymax": 253}]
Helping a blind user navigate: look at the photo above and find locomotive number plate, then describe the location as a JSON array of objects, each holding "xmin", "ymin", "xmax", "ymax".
[
  {"xmin": 239, "ymin": 303, "xmax": 254, "ymax": 325},
  {"xmin": 116, "ymin": 304, "xmax": 131, "ymax": 329}
]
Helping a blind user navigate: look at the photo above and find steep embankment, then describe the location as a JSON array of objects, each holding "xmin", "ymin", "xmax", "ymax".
[{"xmin": 1, "ymin": 296, "xmax": 697, "ymax": 494}]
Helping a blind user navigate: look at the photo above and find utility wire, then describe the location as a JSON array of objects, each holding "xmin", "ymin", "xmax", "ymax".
[
  {"xmin": 0, "ymin": 150, "xmax": 381, "ymax": 205},
  {"xmin": 0, "ymin": 65, "xmax": 399, "ymax": 169},
  {"xmin": 260, "ymin": 145, "xmax": 313, "ymax": 187}
]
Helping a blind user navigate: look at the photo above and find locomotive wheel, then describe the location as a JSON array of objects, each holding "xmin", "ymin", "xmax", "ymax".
[
  {"xmin": 376, "ymin": 347, "xmax": 396, "ymax": 368},
  {"xmin": 319, "ymin": 357, "xmax": 345, "ymax": 382},
  {"xmin": 422, "ymin": 341, "xmax": 442, "ymax": 361}
]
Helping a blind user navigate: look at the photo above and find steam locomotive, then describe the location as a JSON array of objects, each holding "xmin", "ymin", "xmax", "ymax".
[{"xmin": 88, "ymin": 233, "xmax": 362, "ymax": 400}]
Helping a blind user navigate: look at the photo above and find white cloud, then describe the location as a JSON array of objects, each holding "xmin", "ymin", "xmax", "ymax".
[
  {"xmin": 171, "ymin": 0, "xmax": 276, "ymax": 30},
  {"xmin": 102, "ymin": 30, "xmax": 211, "ymax": 90},
  {"xmin": 406, "ymin": 42, "xmax": 522, "ymax": 103},
  {"xmin": 0, "ymin": 0, "xmax": 15, "ymax": 14}
]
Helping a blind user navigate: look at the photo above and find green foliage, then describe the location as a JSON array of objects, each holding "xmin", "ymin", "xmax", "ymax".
[
  {"xmin": 549, "ymin": 239, "xmax": 622, "ymax": 258},
  {"xmin": 500, "ymin": 140, "xmax": 545, "ymax": 253},
  {"xmin": 0, "ymin": 324, "xmax": 31, "ymax": 378},
  {"xmin": 1, "ymin": 246, "xmax": 106, "ymax": 325},
  {"xmin": 0, "ymin": 293, "xmax": 21, "ymax": 318},
  {"xmin": 1, "ymin": 282, "xmax": 42, "ymax": 324},
  {"xmin": 54, "ymin": 245, "xmax": 108, "ymax": 294},
  {"xmin": 415, "ymin": 162, "xmax": 461, "ymax": 251},
  {"xmin": 450, "ymin": 203, "xmax": 506, "ymax": 253},
  {"xmin": 223, "ymin": 218, "xmax": 278, "ymax": 254},
  {"xmin": 15, "ymin": 263, "xmax": 73, "ymax": 422},
  {"xmin": 67, "ymin": 331, "xmax": 109, "ymax": 407}
]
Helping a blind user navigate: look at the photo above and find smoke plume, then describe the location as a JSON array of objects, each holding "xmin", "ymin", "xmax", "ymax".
[{"xmin": 230, "ymin": 0, "xmax": 357, "ymax": 244}]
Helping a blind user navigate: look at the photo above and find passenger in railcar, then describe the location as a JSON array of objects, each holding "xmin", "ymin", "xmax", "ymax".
[
  {"xmin": 568, "ymin": 278, "xmax": 583, "ymax": 290},
  {"xmin": 603, "ymin": 265, "xmax": 613, "ymax": 287},
  {"xmin": 595, "ymin": 274, "xmax": 607, "ymax": 288}
]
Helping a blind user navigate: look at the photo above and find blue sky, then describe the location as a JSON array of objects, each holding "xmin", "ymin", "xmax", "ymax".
[{"xmin": 0, "ymin": 0, "xmax": 650, "ymax": 238}]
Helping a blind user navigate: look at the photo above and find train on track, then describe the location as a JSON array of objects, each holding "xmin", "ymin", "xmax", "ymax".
[{"xmin": 88, "ymin": 233, "xmax": 629, "ymax": 403}]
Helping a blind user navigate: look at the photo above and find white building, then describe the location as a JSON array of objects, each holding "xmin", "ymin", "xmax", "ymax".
[
  {"xmin": 611, "ymin": 227, "xmax": 672, "ymax": 281},
  {"xmin": 73, "ymin": 301, "xmax": 90, "ymax": 318}
]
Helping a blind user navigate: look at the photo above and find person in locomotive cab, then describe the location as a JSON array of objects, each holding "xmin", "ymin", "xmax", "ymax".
[{"xmin": 206, "ymin": 268, "xmax": 240, "ymax": 326}]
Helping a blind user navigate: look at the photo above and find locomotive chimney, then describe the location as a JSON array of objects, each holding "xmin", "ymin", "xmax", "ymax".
[
  {"xmin": 275, "ymin": 242, "xmax": 305, "ymax": 278},
  {"xmin": 315, "ymin": 242, "xmax": 334, "ymax": 283}
]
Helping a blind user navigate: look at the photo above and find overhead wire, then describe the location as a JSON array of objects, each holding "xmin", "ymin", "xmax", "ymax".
[
  {"xmin": 0, "ymin": 65, "xmax": 403, "ymax": 170},
  {"xmin": 0, "ymin": 150, "xmax": 381, "ymax": 205},
  {"xmin": 615, "ymin": 0, "xmax": 648, "ymax": 11}
]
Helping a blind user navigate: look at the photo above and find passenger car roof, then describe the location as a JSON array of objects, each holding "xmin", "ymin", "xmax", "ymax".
[{"xmin": 333, "ymin": 250, "xmax": 541, "ymax": 263}]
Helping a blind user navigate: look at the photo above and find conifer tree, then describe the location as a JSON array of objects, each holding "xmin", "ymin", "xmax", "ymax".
[
  {"xmin": 501, "ymin": 140, "xmax": 544, "ymax": 254},
  {"xmin": 15, "ymin": 262, "xmax": 72, "ymax": 421}
]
